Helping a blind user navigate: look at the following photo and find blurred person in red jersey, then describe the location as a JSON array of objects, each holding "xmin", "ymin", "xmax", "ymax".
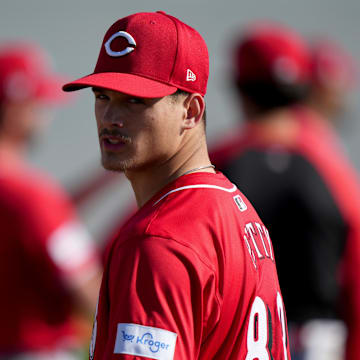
[
  {"xmin": 0, "ymin": 42, "xmax": 102, "ymax": 360},
  {"xmin": 210, "ymin": 22, "xmax": 360, "ymax": 360}
]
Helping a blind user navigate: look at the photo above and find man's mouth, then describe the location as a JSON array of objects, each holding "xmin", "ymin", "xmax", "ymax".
[
  {"xmin": 106, "ymin": 137, "xmax": 124, "ymax": 145},
  {"xmin": 99, "ymin": 128, "xmax": 132, "ymax": 151},
  {"xmin": 101, "ymin": 135, "xmax": 129, "ymax": 151}
]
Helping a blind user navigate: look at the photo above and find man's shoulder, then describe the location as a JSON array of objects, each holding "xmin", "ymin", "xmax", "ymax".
[
  {"xmin": 0, "ymin": 164, "xmax": 69, "ymax": 202},
  {"xmin": 114, "ymin": 172, "xmax": 261, "ymax": 261},
  {"xmin": 122, "ymin": 171, "xmax": 257, "ymax": 229},
  {"xmin": 0, "ymin": 164, "xmax": 74, "ymax": 226},
  {"xmin": 148, "ymin": 172, "xmax": 239, "ymax": 226}
]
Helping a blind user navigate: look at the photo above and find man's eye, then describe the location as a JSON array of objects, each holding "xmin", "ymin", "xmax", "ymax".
[
  {"xmin": 95, "ymin": 93, "xmax": 109, "ymax": 100},
  {"xmin": 128, "ymin": 97, "xmax": 145, "ymax": 104}
]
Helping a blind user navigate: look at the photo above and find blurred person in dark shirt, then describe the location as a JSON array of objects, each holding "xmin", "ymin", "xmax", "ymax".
[{"xmin": 210, "ymin": 23, "xmax": 360, "ymax": 360}]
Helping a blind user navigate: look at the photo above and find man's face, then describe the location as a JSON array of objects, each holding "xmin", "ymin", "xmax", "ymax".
[
  {"xmin": 1, "ymin": 100, "xmax": 51, "ymax": 146},
  {"xmin": 93, "ymin": 88, "xmax": 186, "ymax": 172}
]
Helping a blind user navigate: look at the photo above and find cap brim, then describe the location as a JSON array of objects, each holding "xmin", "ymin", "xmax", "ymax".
[{"xmin": 62, "ymin": 72, "xmax": 178, "ymax": 98}]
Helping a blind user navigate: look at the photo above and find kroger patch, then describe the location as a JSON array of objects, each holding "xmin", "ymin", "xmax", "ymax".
[{"xmin": 114, "ymin": 323, "xmax": 177, "ymax": 360}]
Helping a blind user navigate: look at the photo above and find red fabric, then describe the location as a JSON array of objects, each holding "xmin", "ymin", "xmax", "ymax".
[
  {"xmin": 63, "ymin": 11, "xmax": 209, "ymax": 97},
  {"xmin": 91, "ymin": 172, "xmax": 290, "ymax": 359},
  {"xmin": 0, "ymin": 161, "xmax": 81, "ymax": 352}
]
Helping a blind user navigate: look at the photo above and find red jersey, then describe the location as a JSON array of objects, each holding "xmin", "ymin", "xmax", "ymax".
[
  {"xmin": 91, "ymin": 172, "xmax": 290, "ymax": 360},
  {"xmin": 0, "ymin": 159, "xmax": 99, "ymax": 353}
]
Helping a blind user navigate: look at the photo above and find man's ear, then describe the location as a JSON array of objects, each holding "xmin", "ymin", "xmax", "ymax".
[{"xmin": 182, "ymin": 93, "xmax": 205, "ymax": 129}]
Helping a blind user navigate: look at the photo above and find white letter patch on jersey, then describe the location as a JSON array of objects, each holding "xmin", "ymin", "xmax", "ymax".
[{"xmin": 114, "ymin": 323, "xmax": 177, "ymax": 360}]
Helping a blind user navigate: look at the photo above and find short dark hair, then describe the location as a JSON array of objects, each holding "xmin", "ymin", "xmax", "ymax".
[
  {"xmin": 170, "ymin": 88, "xmax": 190, "ymax": 99},
  {"xmin": 236, "ymin": 80, "xmax": 310, "ymax": 114},
  {"xmin": 170, "ymin": 89, "xmax": 207, "ymax": 126}
]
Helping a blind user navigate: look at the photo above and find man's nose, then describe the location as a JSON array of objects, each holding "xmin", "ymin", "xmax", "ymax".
[{"xmin": 101, "ymin": 103, "xmax": 125, "ymax": 127}]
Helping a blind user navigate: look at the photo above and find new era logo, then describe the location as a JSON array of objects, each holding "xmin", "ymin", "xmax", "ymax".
[{"xmin": 186, "ymin": 69, "xmax": 196, "ymax": 82}]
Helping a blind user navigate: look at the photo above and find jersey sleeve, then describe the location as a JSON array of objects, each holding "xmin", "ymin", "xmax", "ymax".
[
  {"xmin": 46, "ymin": 220, "xmax": 100, "ymax": 282},
  {"xmin": 99, "ymin": 235, "xmax": 221, "ymax": 360}
]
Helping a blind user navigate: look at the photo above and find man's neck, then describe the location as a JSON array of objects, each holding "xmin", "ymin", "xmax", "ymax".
[
  {"xmin": 245, "ymin": 108, "xmax": 301, "ymax": 147},
  {"xmin": 125, "ymin": 141, "xmax": 215, "ymax": 208}
]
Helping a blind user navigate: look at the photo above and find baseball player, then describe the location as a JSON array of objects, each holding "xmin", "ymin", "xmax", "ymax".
[
  {"xmin": 210, "ymin": 22, "xmax": 360, "ymax": 360},
  {"xmin": 0, "ymin": 42, "xmax": 102, "ymax": 359},
  {"xmin": 63, "ymin": 11, "xmax": 291, "ymax": 359}
]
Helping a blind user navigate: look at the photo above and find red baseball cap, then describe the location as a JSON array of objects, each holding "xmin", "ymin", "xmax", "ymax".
[
  {"xmin": 63, "ymin": 11, "xmax": 209, "ymax": 97},
  {"xmin": 310, "ymin": 39, "xmax": 358, "ymax": 90},
  {"xmin": 234, "ymin": 22, "xmax": 311, "ymax": 86},
  {"xmin": 0, "ymin": 42, "xmax": 69, "ymax": 104}
]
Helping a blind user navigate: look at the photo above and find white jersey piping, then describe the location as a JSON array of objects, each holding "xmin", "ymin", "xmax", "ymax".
[{"xmin": 153, "ymin": 183, "xmax": 238, "ymax": 206}]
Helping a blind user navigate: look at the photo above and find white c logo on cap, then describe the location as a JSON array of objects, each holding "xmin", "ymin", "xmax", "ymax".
[{"xmin": 104, "ymin": 31, "xmax": 136, "ymax": 57}]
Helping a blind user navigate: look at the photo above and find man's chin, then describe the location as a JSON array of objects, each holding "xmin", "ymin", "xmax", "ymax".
[
  {"xmin": 102, "ymin": 163, "xmax": 124, "ymax": 172},
  {"xmin": 101, "ymin": 159, "xmax": 132, "ymax": 172}
]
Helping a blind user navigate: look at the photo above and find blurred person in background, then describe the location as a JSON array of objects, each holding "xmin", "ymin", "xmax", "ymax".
[
  {"xmin": 307, "ymin": 38, "xmax": 357, "ymax": 124},
  {"xmin": 210, "ymin": 23, "xmax": 360, "ymax": 360},
  {"xmin": 0, "ymin": 42, "xmax": 102, "ymax": 360}
]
